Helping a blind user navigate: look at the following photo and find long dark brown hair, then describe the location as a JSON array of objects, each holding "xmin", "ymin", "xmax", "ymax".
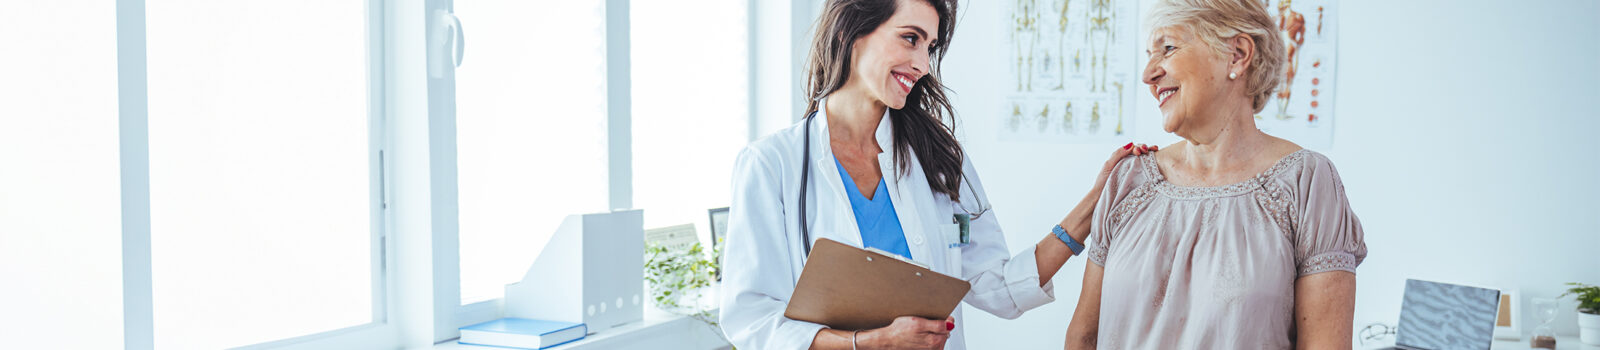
[{"xmin": 805, "ymin": 0, "xmax": 965, "ymax": 201}]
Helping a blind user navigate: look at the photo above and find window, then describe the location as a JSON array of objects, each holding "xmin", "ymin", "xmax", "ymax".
[
  {"xmin": 145, "ymin": 1, "xmax": 375, "ymax": 348},
  {"xmin": 0, "ymin": 2, "xmax": 124, "ymax": 349},
  {"xmin": 453, "ymin": 0, "xmax": 611, "ymax": 306},
  {"xmin": 2, "ymin": 0, "xmax": 778, "ymax": 347},
  {"xmin": 445, "ymin": 1, "xmax": 759, "ymax": 330},
  {"xmin": 631, "ymin": 0, "xmax": 752, "ymax": 231},
  {"xmin": 0, "ymin": 0, "xmax": 765, "ymax": 347}
]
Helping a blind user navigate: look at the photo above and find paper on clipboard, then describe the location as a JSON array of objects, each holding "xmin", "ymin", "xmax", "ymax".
[{"xmin": 783, "ymin": 238, "xmax": 972, "ymax": 331}]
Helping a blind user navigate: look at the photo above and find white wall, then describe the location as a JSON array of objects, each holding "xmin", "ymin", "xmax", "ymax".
[{"xmin": 936, "ymin": 0, "xmax": 1600, "ymax": 347}]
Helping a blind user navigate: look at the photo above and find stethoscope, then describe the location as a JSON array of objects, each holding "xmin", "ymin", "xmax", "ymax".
[
  {"xmin": 798, "ymin": 111, "xmax": 819, "ymax": 257},
  {"xmin": 795, "ymin": 111, "xmax": 989, "ymax": 259}
]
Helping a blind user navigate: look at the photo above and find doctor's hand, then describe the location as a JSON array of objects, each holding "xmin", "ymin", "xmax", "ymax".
[
  {"xmin": 856, "ymin": 315, "xmax": 955, "ymax": 350},
  {"xmin": 1034, "ymin": 143, "xmax": 1158, "ymax": 288},
  {"xmin": 1063, "ymin": 142, "xmax": 1156, "ymax": 237},
  {"xmin": 1043, "ymin": 142, "xmax": 1158, "ymax": 249},
  {"xmin": 1096, "ymin": 142, "xmax": 1156, "ymax": 189}
]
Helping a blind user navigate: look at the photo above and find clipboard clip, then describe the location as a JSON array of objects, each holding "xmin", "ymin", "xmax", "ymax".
[{"xmin": 864, "ymin": 247, "xmax": 931, "ymax": 270}]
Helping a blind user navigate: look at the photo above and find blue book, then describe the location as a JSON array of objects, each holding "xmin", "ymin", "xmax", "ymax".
[{"xmin": 458, "ymin": 318, "xmax": 586, "ymax": 349}]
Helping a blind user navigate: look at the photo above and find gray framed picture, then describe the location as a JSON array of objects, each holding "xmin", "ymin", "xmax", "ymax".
[
  {"xmin": 708, "ymin": 207, "xmax": 730, "ymax": 281},
  {"xmin": 708, "ymin": 207, "xmax": 730, "ymax": 243}
]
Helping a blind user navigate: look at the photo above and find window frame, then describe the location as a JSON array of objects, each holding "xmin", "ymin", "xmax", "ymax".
[
  {"xmin": 104, "ymin": 0, "xmax": 781, "ymax": 347},
  {"xmin": 429, "ymin": 0, "xmax": 771, "ymax": 343},
  {"xmin": 423, "ymin": 0, "xmax": 634, "ymax": 341},
  {"xmin": 115, "ymin": 0, "xmax": 400, "ymax": 348}
]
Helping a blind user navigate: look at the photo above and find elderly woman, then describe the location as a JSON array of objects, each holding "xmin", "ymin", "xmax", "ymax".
[{"xmin": 1063, "ymin": 0, "xmax": 1367, "ymax": 348}]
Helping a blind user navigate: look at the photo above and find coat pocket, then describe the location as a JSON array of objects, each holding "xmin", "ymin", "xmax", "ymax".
[{"xmin": 940, "ymin": 223, "xmax": 963, "ymax": 278}]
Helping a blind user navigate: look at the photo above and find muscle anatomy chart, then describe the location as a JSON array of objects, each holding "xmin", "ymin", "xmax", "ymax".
[{"xmin": 1257, "ymin": 0, "xmax": 1338, "ymax": 149}]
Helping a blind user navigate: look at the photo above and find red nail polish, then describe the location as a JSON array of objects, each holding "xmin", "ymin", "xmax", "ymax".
[
  {"xmin": 946, "ymin": 321, "xmax": 955, "ymax": 331},
  {"xmin": 1123, "ymin": 142, "xmax": 1133, "ymax": 149}
]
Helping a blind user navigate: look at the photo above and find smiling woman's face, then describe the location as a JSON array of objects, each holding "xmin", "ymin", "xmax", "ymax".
[
  {"xmin": 848, "ymin": 0, "xmax": 939, "ymax": 110},
  {"xmin": 1142, "ymin": 26, "xmax": 1235, "ymax": 136}
]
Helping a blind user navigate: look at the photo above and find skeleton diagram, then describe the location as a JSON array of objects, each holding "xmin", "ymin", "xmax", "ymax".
[
  {"xmin": 1013, "ymin": 0, "xmax": 1040, "ymax": 92},
  {"xmin": 1054, "ymin": 0, "xmax": 1070, "ymax": 90},
  {"xmin": 1084, "ymin": 0, "xmax": 1114, "ymax": 92},
  {"xmin": 1112, "ymin": 81, "xmax": 1124, "ymax": 135},
  {"xmin": 1089, "ymin": 101, "xmax": 1101, "ymax": 133},
  {"xmin": 1060, "ymin": 101, "xmax": 1075, "ymax": 134},
  {"xmin": 1274, "ymin": 0, "xmax": 1306, "ymax": 120},
  {"xmin": 1037, "ymin": 104, "xmax": 1051, "ymax": 131},
  {"xmin": 1009, "ymin": 103, "xmax": 1024, "ymax": 131}
]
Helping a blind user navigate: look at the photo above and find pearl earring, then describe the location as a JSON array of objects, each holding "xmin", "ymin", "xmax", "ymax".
[{"xmin": 1228, "ymin": 72, "xmax": 1237, "ymax": 80}]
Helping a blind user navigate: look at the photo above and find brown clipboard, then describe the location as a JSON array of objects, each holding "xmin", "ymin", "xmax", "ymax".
[{"xmin": 783, "ymin": 238, "xmax": 972, "ymax": 331}]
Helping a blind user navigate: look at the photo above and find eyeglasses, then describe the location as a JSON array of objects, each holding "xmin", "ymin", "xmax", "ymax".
[{"xmin": 1358, "ymin": 323, "xmax": 1397, "ymax": 346}]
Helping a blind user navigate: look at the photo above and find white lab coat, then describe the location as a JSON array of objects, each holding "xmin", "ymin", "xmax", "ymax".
[{"xmin": 719, "ymin": 103, "xmax": 1057, "ymax": 350}]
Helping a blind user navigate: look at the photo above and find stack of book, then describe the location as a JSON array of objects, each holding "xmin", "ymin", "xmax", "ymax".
[{"xmin": 458, "ymin": 318, "xmax": 586, "ymax": 349}]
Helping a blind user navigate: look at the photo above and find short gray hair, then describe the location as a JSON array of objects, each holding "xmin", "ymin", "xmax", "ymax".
[{"xmin": 1146, "ymin": 0, "xmax": 1285, "ymax": 113}]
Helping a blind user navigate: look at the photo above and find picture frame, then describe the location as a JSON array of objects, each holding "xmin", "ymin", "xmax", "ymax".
[
  {"xmin": 708, "ymin": 207, "xmax": 730, "ymax": 245},
  {"xmin": 1494, "ymin": 288, "xmax": 1522, "ymax": 340},
  {"xmin": 708, "ymin": 207, "xmax": 730, "ymax": 281}
]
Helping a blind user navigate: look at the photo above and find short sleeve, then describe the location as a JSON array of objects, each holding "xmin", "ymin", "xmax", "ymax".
[
  {"xmin": 1086, "ymin": 154, "xmax": 1150, "ymax": 266},
  {"xmin": 1293, "ymin": 153, "xmax": 1368, "ymax": 276}
]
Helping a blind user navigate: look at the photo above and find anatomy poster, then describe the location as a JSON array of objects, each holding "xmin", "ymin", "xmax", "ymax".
[
  {"xmin": 1002, "ymin": 0, "xmax": 1140, "ymax": 143},
  {"xmin": 1256, "ymin": 0, "xmax": 1338, "ymax": 149}
]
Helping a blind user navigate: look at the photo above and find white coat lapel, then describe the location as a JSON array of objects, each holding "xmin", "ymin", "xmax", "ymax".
[
  {"xmin": 874, "ymin": 113, "xmax": 934, "ymax": 267},
  {"xmin": 808, "ymin": 102, "xmax": 864, "ymax": 248}
]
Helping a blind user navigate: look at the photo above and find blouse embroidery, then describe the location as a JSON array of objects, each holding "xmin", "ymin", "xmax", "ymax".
[
  {"xmin": 1099, "ymin": 150, "xmax": 1314, "ymax": 264},
  {"xmin": 1300, "ymin": 252, "xmax": 1359, "ymax": 276}
]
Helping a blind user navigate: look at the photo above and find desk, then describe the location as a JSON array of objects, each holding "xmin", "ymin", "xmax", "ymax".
[
  {"xmin": 434, "ymin": 307, "xmax": 730, "ymax": 350},
  {"xmin": 1364, "ymin": 336, "xmax": 1598, "ymax": 350}
]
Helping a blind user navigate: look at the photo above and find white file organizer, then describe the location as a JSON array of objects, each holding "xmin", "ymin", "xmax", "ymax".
[{"xmin": 504, "ymin": 210, "xmax": 644, "ymax": 333}]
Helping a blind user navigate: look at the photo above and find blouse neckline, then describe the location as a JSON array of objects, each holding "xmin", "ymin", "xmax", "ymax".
[{"xmin": 1145, "ymin": 149, "xmax": 1310, "ymax": 199}]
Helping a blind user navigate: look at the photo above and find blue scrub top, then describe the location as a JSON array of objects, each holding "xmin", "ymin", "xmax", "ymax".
[{"xmin": 834, "ymin": 159, "xmax": 912, "ymax": 260}]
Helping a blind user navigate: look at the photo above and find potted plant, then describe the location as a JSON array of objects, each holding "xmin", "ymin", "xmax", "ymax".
[
  {"xmin": 1565, "ymin": 282, "xmax": 1600, "ymax": 345},
  {"xmin": 643, "ymin": 240, "xmax": 723, "ymax": 325}
]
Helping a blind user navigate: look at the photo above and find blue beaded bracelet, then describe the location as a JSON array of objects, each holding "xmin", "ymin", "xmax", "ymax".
[{"xmin": 1052, "ymin": 224, "xmax": 1085, "ymax": 255}]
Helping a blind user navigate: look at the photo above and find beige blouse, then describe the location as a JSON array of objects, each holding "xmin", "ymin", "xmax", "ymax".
[{"xmin": 1085, "ymin": 149, "xmax": 1367, "ymax": 349}]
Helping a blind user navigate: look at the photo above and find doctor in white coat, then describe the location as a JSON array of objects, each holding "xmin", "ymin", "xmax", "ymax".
[{"xmin": 719, "ymin": 1, "xmax": 1155, "ymax": 349}]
